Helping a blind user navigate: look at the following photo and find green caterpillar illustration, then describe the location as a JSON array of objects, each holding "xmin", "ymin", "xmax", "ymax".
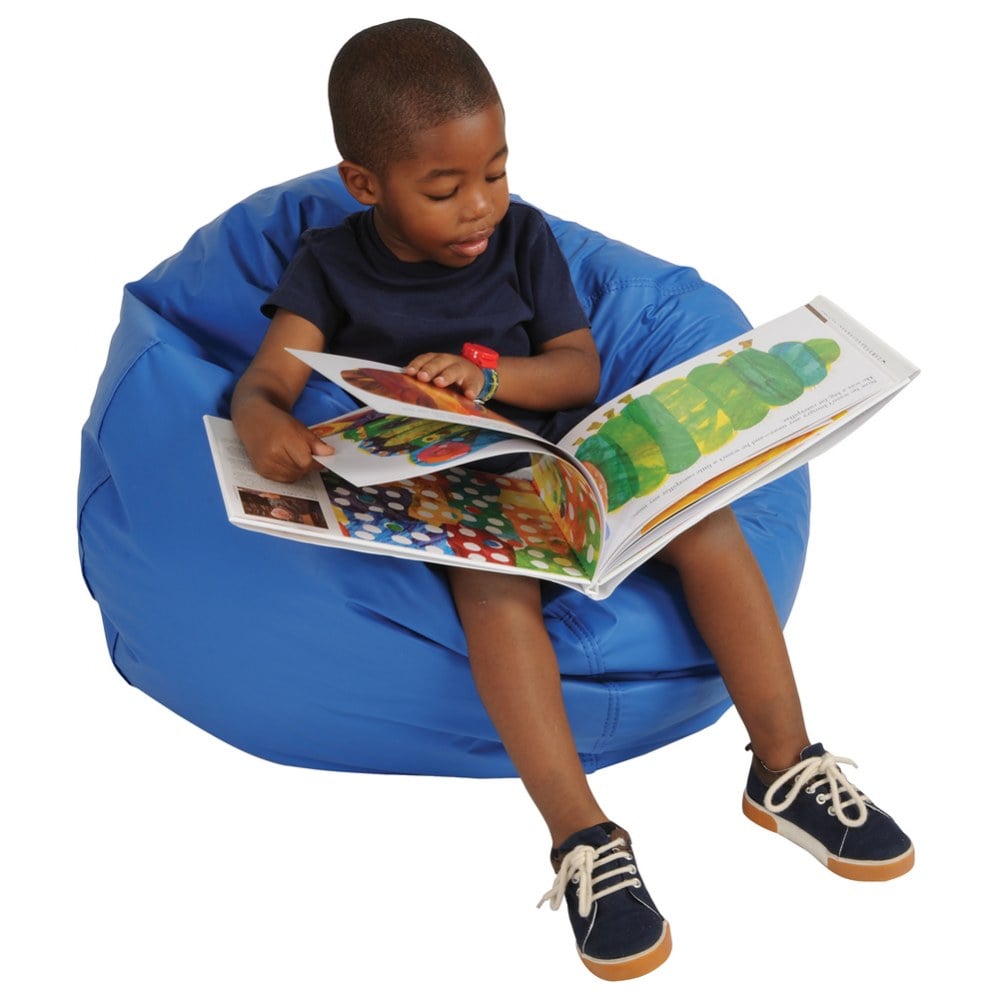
[{"xmin": 575, "ymin": 338, "xmax": 841, "ymax": 510}]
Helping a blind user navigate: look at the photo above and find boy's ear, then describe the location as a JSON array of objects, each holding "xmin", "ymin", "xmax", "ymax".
[{"xmin": 338, "ymin": 160, "xmax": 380, "ymax": 205}]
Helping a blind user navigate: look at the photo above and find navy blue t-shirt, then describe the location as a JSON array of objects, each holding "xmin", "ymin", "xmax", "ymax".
[{"xmin": 262, "ymin": 202, "xmax": 592, "ymax": 441}]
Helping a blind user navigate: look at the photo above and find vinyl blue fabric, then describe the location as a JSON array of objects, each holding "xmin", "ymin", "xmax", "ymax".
[{"xmin": 78, "ymin": 169, "xmax": 810, "ymax": 777}]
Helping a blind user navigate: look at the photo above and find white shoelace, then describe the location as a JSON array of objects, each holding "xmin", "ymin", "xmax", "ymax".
[
  {"xmin": 537, "ymin": 837, "xmax": 641, "ymax": 917},
  {"xmin": 764, "ymin": 751, "xmax": 870, "ymax": 828}
]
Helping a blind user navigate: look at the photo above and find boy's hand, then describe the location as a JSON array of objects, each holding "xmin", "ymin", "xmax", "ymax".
[
  {"xmin": 406, "ymin": 329, "xmax": 601, "ymax": 412},
  {"xmin": 405, "ymin": 353, "xmax": 485, "ymax": 399},
  {"xmin": 234, "ymin": 398, "xmax": 334, "ymax": 483},
  {"xmin": 230, "ymin": 309, "xmax": 333, "ymax": 482}
]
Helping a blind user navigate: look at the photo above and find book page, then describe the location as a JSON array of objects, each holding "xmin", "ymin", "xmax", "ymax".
[
  {"xmin": 204, "ymin": 416, "xmax": 594, "ymax": 587},
  {"xmin": 321, "ymin": 465, "xmax": 591, "ymax": 580},
  {"xmin": 289, "ymin": 350, "xmax": 549, "ymax": 440},
  {"xmin": 558, "ymin": 297, "xmax": 918, "ymax": 566},
  {"xmin": 530, "ymin": 453, "xmax": 605, "ymax": 579},
  {"xmin": 308, "ymin": 407, "xmax": 569, "ymax": 487},
  {"xmin": 205, "ymin": 415, "xmax": 337, "ymax": 539}
]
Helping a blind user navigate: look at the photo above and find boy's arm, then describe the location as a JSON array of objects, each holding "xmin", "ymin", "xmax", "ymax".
[
  {"xmin": 405, "ymin": 327, "xmax": 601, "ymax": 410},
  {"xmin": 231, "ymin": 309, "xmax": 335, "ymax": 483}
]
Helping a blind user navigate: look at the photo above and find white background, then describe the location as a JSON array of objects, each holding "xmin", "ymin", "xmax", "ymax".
[{"xmin": 5, "ymin": 1, "xmax": 996, "ymax": 996}]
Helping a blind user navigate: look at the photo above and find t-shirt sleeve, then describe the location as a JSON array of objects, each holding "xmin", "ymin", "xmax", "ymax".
[
  {"xmin": 260, "ymin": 231, "xmax": 345, "ymax": 339},
  {"xmin": 519, "ymin": 209, "xmax": 590, "ymax": 345}
]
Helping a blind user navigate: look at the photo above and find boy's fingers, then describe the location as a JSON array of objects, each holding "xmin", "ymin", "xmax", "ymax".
[
  {"xmin": 431, "ymin": 362, "xmax": 466, "ymax": 386},
  {"xmin": 268, "ymin": 446, "xmax": 312, "ymax": 481},
  {"xmin": 265, "ymin": 430, "xmax": 324, "ymax": 481},
  {"xmin": 406, "ymin": 352, "xmax": 459, "ymax": 382},
  {"xmin": 404, "ymin": 352, "xmax": 437, "ymax": 378},
  {"xmin": 414, "ymin": 363, "xmax": 449, "ymax": 382},
  {"xmin": 405, "ymin": 352, "xmax": 437, "ymax": 371},
  {"xmin": 405, "ymin": 354, "xmax": 482, "ymax": 394}
]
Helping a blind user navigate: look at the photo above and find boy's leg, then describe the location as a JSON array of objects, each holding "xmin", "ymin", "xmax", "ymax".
[
  {"xmin": 448, "ymin": 566, "xmax": 672, "ymax": 979},
  {"xmin": 656, "ymin": 507, "xmax": 809, "ymax": 770},
  {"xmin": 447, "ymin": 566, "xmax": 608, "ymax": 847},
  {"xmin": 659, "ymin": 507, "xmax": 913, "ymax": 880}
]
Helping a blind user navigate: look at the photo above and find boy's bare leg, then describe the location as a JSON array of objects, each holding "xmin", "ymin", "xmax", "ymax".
[
  {"xmin": 448, "ymin": 566, "xmax": 608, "ymax": 847},
  {"xmin": 657, "ymin": 507, "xmax": 809, "ymax": 771}
]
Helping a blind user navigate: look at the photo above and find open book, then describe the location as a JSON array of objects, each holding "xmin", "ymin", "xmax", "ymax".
[{"xmin": 205, "ymin": 296, "xmax": 918, "ymax": 599}]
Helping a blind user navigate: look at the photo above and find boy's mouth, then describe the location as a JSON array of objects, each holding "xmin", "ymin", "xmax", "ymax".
[{"xmin": 448, "ymin": 228, "xmax": 494, "ymax": 258}]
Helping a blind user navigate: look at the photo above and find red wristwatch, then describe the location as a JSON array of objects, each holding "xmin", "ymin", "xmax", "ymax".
[
  {"xmin": 462, "ymin": 343, "xmax": 500, "ymax": 404},
  {"xmin": 461, "ymin": 343, "xmax": 499, "ymax": 368}
]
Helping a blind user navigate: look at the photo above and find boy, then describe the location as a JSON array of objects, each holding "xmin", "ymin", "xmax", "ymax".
[{"xmin": 231, "ymin": 18, "xmax": 913, "ymax": 982}]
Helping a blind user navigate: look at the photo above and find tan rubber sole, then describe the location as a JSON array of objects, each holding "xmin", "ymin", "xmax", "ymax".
[
  {"xmin": 742, "ymin": 793, "xmax": 915, "ymax": 882},
  {"xmin": 580, "ymin": 921, "xmax": 672, "ymax": 981}
]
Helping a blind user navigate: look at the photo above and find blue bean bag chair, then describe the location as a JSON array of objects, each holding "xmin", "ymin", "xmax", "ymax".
[{"xmin": 77, "ymin": 169, "xmax": 810, "ymax": 777}]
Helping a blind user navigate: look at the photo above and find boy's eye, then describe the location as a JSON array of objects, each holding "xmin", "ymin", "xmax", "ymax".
[
  {"xmin": 487, "ymin": 171, "xmax": 507, "ymax": 184},
  {"xmin": 426, "ymin": 189, "xmax": 458, "ymax": 202}
]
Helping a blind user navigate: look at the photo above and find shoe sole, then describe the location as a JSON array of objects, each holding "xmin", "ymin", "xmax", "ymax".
[
  {"xmin": 742, "ymin": 793, "xmax": 915, "ymax": 882},
  {"xmin": 580, "ymin": 921, "xmax": 672, "ymax": 981}
]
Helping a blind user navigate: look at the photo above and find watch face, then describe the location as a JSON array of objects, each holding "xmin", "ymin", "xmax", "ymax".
[{"xmin": 462, "ymin": 342, "xmax": 499, "ymax": 368}]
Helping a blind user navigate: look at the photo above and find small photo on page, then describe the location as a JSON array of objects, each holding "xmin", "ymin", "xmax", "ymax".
[{"xmin": 237, "ymin": 489, "xmax": 328, "ymax": 528}]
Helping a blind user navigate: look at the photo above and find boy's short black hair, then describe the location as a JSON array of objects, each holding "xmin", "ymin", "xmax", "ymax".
[{"xmin": 329, "ymin": 18, "xmax": 500, "ymax": 174}]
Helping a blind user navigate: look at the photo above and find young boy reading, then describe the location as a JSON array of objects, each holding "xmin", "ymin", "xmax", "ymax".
[{"xmin": 231, "ymin": 18, "xmax": 913, "ymax": 982}]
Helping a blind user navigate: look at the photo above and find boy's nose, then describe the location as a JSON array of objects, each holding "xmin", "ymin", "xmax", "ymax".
[{"xmin": 460, "ymin": 186, "xmax": 491, "ymax": 224}]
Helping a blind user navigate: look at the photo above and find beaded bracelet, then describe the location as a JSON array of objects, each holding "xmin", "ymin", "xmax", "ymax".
[{"xmin": 476, "ymin": 366, "xmax": 500, "ymax": 403}]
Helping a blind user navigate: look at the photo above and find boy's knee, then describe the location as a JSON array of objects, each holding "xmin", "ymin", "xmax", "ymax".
[
  {"xmin": 447, "ymin": 566, "xmax": 542, "ymax": 613},
  {"xmin": 447, "ymin": 568, "xmax": 549, "ymax": 659},
  {"xmin": 659, "ymin": 507, "xmax": 744, "ymax": 567}
]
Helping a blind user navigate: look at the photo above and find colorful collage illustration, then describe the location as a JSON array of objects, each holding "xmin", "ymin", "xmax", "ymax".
[{"xmin": 318, "ymin": 463, "xmax": 601, "ymax": 580}]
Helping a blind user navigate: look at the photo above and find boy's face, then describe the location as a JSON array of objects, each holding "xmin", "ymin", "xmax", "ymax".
[{"xmin": 363, "ymin": 102, "xmax": 510, "ymax": 268}]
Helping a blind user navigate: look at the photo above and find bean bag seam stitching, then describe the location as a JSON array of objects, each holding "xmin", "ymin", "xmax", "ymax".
[
  {"xmin": 549, "ymin": 603, "xmax": 601, "ymax": 677},
  {"xmin": 78, "ymin": 339, "xmax": 163, "ymax": 523},
  {"xmin": 578, "ymin": 276, "xmax": 706, "ymax": 307},
  {"xmin": 76, "ymin": 471, "xmax": 111, "ymax": 600},
  {"xmin": 78, "ymin": 339, "xmax": 163, "ymax": 598},
  {"xmin": 92, "ymin": 339, "xmax": 164, "ymax": 447}
]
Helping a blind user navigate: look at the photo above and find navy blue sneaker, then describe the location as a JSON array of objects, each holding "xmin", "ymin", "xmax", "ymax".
[
  {"xmin": 743, "ymin": 743, "xmax": 914, "ymax": 881},
  {"xmin": 537, "ymin": 822, "xmax": 671, "ymax": 981}
]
